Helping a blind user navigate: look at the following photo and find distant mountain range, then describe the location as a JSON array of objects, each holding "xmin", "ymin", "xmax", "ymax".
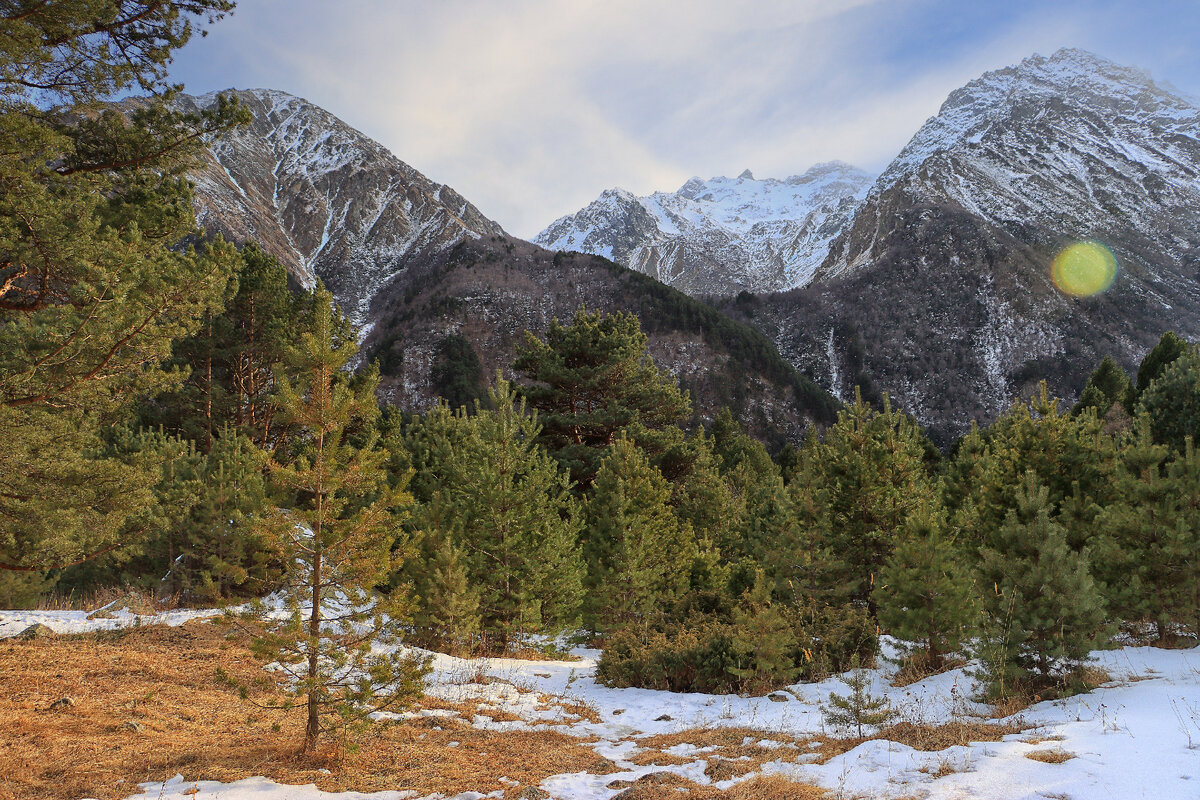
[
  {"xmin": 535, "ymin": 163, "xmax": 872, "ymax": 295},
  {"xmin": 182, "ymin": 48, "xmax": 1200, "ymax": 445}
]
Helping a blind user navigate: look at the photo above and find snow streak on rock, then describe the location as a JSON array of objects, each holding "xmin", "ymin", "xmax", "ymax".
[{"xmin": 184, "ymin": 89, "xmax": 505, "ymax": 326}]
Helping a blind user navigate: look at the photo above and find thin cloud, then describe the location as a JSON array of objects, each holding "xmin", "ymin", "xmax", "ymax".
[{"xmin": 170, "ymin": 0, "xmax": 1200, "ymax": 238}]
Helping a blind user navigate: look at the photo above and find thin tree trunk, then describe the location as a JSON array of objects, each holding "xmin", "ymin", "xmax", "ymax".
[{"xmin": 306, "ymin": 432, "xmax": 325, "ymax": 752}]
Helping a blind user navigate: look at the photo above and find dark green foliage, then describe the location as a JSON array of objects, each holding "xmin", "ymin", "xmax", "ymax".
[
  {"xmin": 514, "ymin": 307, "xmax": 691, "ymax": 487},
  {"xmin": 944, "ymin": 384, "xmax": 1117, "ymax": 552},
  {"xmin": 0, "ymin": 2, "xmax": 247, "ymax": 572},
  {"xmin": 142, "ymin": 244, "xmax": 306, "ymax": 451},
  {"xmin": 874, "ymin": 503, "xmax": 978, "ymax": 671},
  {"xmin": 431, "ymin": 333, "xmax": 483, "ymax": 410},
  {"xmin": 584, "ymin": 436, "xmax": 696, "ymax": 630},
  {"xmin": 401, "ymin": 380, "xmax": 585, "ymax": 649},
  {"xmin": 1135, "ymin": 331, "xmax": 1189, "ymax": 397},
  {"xmin": 1095, "ymin": 425, "xmax": 1200, "ymax": 640},
  {"xmin": 167, "ymin": 432, "xmax": 281, "ymax": 601},
  {"xmin": 1072, "ymin": 356, "xmax": 1132, "ymax": 417},
  {"xmin": 0, "ymin": 408, "xmax": 155, "ymax": 572},
  {"xmin": 801, "ymin": 391, "xmax": 936, "ymax": 607},
  {"xmin": 976, "ymin": 473, "xmax": 1107, "ymax": 697},
  {"xmin": 1137, "ymin": 344, "xmax": 1200, "ymax": 454}
]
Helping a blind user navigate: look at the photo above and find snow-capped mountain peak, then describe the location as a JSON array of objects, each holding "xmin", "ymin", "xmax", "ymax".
[{"xmin": 534, "ymin": 162, "xmax": 873, "ymax": 295}]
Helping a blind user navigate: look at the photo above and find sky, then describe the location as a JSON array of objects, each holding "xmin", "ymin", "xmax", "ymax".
[{"xmin": 168, "ymin": 0, "xmax": 1200, "ymax": 239}]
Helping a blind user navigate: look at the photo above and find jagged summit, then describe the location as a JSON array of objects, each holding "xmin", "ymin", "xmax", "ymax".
[
  {"xmin": 534, "ymin": 162, "xmax": 873, "ymax": 295},
  {"xmin": 182, "ymin": 87, "xmax": 504, "ymax": 325},
  {"xmin": 866, "ymin": 48, "xmax": 1196, "ymax": 197}
]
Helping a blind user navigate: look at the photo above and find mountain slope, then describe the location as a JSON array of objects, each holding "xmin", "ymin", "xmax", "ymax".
[
  {"xmin": 179, "ymin": 89, "xmax": 504, "ymax": 327},
  {"xmin": 535, "ymin": 163, "xmax": 872, "ymax": 296},
  {"xmin": 739, "ymin": 48, "xmax": 1200, "ymax": 444},
  {"xmin": 183, "ymin": 89, "xmax": 836, "ymax": 441}
]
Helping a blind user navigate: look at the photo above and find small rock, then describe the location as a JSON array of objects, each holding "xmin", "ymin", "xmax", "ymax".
[
  {"xmin": 611, "ymin": 708, "xmax": 625, "ymax": 715},
  {"xmin": 768, "ymin": 692, "xmax": 790, "ymax": 703},
  {"xmin": 517, "ymin": 788, "xmax": 550, "ymax": 800},
  {"xmin": 48, "ymin": 697, "xmax": 74, "ymax": 711},
  {"xmin": 316, "ymin": 768, "xmax": 331, "ymax": 775},
  {"xmin": 123, "ymin": 720, "xmax": 143, "ymax": 733},
  {"xmin": 654, "ymin": 713, "xmax": 673, "ymax": 722},
  {"xmin": 16, "ymin": 623, "xmax": 54, "ymax": 639}
]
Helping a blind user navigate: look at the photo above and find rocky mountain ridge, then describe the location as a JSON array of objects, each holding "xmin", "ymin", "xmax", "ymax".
[
  {"xmin": 535, "ymin": 162, "xmax": 872, "ymax": 296},
  {"xmin": 744, "ymin": 48, "xmax": 1200, "ymax": 442},
  {"xmin": 179, "ymin": 89, "xmax": 504, "ymax": 328}
]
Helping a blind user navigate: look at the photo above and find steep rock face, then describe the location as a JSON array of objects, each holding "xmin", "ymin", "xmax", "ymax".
[
  {"xmin": 535, "ymin": 163, "xmax": 872, "ymax": 296},
  {"xmin": 183, "ymin": 90, "xmax": 836, "ymax": 441},
  {"xmin": 180, "ymin": 89, "xmax": 504, "ymax": 326},
  {"xmin": 746, "ymin": 49, "xmax": 1200, "ymax": 444}
]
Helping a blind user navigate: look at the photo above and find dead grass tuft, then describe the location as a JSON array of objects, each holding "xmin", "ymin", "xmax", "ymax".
[
  {"xmin": 1025, "ymin": 748, "xmax": 1075, "ymax": 764},
  {"xmin": 875, "ymin": 719, "xmax": 1025, "ymax": 751},
  {"xmin": 604, "ymin": 772, "xmax": 828, "ymax": 799},
  {"xmin": 0, "ymin": 621, "xmax": 613, "ymax": 800},
  {"xmin": 626, "ymin": 750, "xmax": 695, "ymax": 767},
  {"xmin": 890, "ymin": 656, "xmax": 967, "ymax": 688}
]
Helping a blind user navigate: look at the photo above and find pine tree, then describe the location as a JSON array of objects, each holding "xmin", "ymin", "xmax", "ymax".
[
  {"xmin": 412, "ymin": 532, "xmax": 480, "ymax": 654},
  {"xmin": 513, "ymin": 307, "xmax": 691, "ymax": 487},
  {"xmin": 584, "ymin": 435, "xmax": 697, "ymax": 630},
  {"xmin": 1096, "ymin": 426, "xmax": 1200, "ymax": 640},
  {"xmin": 1137, "ymin": 344, "xmax": 1200, "ymax": 454},
  {"xmin": 1072, "ymin": 356, "xmax": 1132, "ymax": 418},
  {"xmin": 174, "ymin": 432, "xmax": 281, "ymax": 602},
  {"xmin": 1134, "ymin": 331, "xmax": 1189, "ymax": 398},
  {"xmin": 0, "ymin": 2, "xmax": 247, "ymax": 572},
  {"xmin": 823, "ymin": 656, "xmax": 893, "ymax": 737},
  {"xmin": 944, "ymin": 384, "xmax": 1117, "ymax": 553},
  {"xmin": 246, "ymin": 289, "xmax": 427, "ymax": 752},
  {"xmin": 444, "ymin": 381, "xmax": 585, "ymax": 646},
  {"xmin": 874, "ymin": 502, "xmax": 977, "ymax": 672},
  {"xmin": 402, "ymin": 380, "xmax": 585, "ymax": 649},
  {"xmin": 0, "ymin": 407, "xmax": 154, "ymax": 572},
  {"xmin": 976, "ymin": 473, "xmax": 1106, "ymax": 696},
  {"xmin": 805, "ymin": 390, "xmax": 935, "ymax": 607},
  {"xmin": 731, "ymin": 570, "xmax": 799, "ymax": 691}
]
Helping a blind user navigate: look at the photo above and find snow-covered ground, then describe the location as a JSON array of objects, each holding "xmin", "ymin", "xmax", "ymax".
[{"xmin": 5, "ymin": 607, "xmax": 1200, "ymax": 800}]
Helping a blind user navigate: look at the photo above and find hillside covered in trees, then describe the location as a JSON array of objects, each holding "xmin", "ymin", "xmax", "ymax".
[{"xmin": 4, "ymin": 4, "xmax": 1200, "ymax": 800}]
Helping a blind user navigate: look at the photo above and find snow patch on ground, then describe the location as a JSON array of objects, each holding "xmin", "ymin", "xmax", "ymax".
[{"xmin": 7, "ymin": 607, "xmax": 1200, "ymax": 800}]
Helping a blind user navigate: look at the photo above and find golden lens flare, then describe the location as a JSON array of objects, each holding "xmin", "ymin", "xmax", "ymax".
[{"xmin": 1051, "ymin": 241, "xmax": 1118, "ymax": 297}]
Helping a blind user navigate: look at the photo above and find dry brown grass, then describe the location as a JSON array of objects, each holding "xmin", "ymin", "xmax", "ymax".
[
  {"xmin": 0, "ymin": 621, "xmax": 614, "ymax": 800},
  {"xmin": 629, "ymin": 728, "xmax": 811, "ymax": 782},
  {"xmin": 604, "ymin": 771, "xmax": 829, "ymax": 799},
  {"xmin": 889, "ymin": 656, "xmax": 968, "ymax": 688},
  {"xmin": 1025, "ymin": 748, "xmax": 1075, "ymax": 764},
  {"xmin": 877, "ymin": 719, "xmax": 1025, "ymax": 750},
  {"xmin": 33, "ymin": 586, "xmax": 168, "ymax": 613},
  {"xmin": 626, "ymin": 750, "xmax": 696, "ymax": 767}
]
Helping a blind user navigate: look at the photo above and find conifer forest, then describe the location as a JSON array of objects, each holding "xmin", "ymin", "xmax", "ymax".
[{"xmin": 4, "ymin": 3, "xmax": 1200, "ymax": 800}]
